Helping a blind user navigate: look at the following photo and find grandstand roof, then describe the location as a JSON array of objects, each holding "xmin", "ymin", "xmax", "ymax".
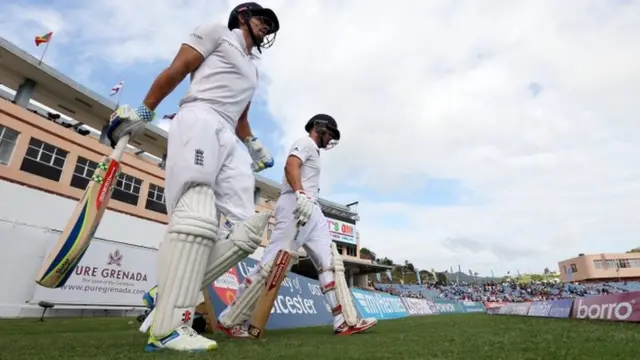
[{"xmin": 0, "ymin": 36, "xmax": 357, "ymax": 217}]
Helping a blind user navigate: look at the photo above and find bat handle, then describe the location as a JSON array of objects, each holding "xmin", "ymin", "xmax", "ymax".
[{"xmin": 111, "ymin": 135, "xmax": 131, "ymax": 161}]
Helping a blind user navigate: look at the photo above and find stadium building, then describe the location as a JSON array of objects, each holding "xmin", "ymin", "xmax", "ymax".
[
  {"xmin": 557, "ymin": 253, "xmax": 640, "ymax": 283},
  {"xmin": 0, "ymin": 37, "xmax": 391, "ymax": 318}
]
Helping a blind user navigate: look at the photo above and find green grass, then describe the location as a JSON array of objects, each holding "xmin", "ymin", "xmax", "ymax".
[{"xmin": 1, "ymin": 314, "xmax": 638, "ymax": 360}]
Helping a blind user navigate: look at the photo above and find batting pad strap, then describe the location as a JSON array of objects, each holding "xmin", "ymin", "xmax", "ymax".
[
  {"xmin": 330, "ymin": 242, "xmax": 358, "ymax": 326},
  {"xmin": 218, "ymin": 261, "xmax": 271, "ymax": 327},
  {"xmin": 321, "ymin": 281, "xmax": 336, "ymax": 294}
]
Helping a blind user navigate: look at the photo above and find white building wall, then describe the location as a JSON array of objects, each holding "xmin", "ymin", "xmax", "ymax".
[{"xmin": 0, "ymin": 180, "xmax": 264, "ymax": 318}]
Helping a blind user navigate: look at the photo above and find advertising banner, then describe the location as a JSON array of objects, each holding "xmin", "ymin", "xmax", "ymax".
[
  {"xmin": 527, "ymin": 301, "xmax": 552, "ymax": 317},
  {"xmin": 206, "ymin": 257, "xmax": 333, "ymax": 330},
  {"xmin": 528, "ymin": 299, "xmax": 573, "ymax": 318},
  {"xmin": 548, "ymin": 299, "xmax": 573, "ymax": 318},
  {"xmin": 31, "ymin": 238, "xmax": 156, "ymax": 306},
  {"xmin": 351, "ymin": 289, "xmax": 409, "ymax": 320},
  {"xmin": 498, "ymin": 302, "xmax": 531, "ymax": 316},
  {"xmin": 326, "ymin": 218, "xmax": 357, "ymax": 245},
  {"xmin": 483, "ymin": 301, "xmax": 507, "ymax": 309},
  {"xmin": 425, "ymin": 300, "xmax": 439, "ymax": 315},
  {"xmin": 434, "ymin": 300, "xmax": 465, "ymax": 314},
  {"xmin": 401, "ymin": 297, "xmax": 436, "ymax": 316},
  {"xmin": 460, "ymin": 301, "xmax": 486, "ymax": 313},
  {"xmin": 571, "ymin": 292, "xmax": 640, "ymax": 322}
]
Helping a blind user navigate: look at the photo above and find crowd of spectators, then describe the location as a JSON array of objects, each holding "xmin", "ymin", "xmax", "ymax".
[{"xmin": 373, "ymin": 279, "xmax": 640, "ymax": 303}]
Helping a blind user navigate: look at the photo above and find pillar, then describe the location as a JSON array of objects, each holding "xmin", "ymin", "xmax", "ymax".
[
  {"xmin": 348, "ymin": 269, "xmax": 354, "ymax": 288},
  {"xmin": 14, "ymin": 79, "xmax": 37, "ymax": 108},
  {"xmin": 99, "ymin": 123, "xmax": 109, "ymax": 145}
]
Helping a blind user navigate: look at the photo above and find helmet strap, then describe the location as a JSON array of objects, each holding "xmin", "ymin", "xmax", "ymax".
[
  {"xmin": 313, "ymin": 121, "xmax": 330, "ymax": 148},
  {"xmin": 240, "ymin": 11, "xmax": 262, "ymax": 54}
]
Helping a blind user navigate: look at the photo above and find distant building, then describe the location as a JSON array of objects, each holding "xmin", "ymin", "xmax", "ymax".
[{"xmin": 557, "ymin": 253, "xmax": 640, "ymax": 282}]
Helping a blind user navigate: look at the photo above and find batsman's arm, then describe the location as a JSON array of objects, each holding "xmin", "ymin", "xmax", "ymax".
[
  {"xmin": 142, "ymin": 22, "xmax": 224, "ymax": 111},
  {"xmin": 285, "ymin": 155, "xmax": 304, "ymax": 192},
  {"xmin": 235, "ymin": 102, "xmax": 253, "ymax": 140}
]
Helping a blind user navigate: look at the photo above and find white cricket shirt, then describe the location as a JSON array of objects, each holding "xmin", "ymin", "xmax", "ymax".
[
  {"xmin": 282, "ymin": 136, "xmax": 321, "ymax": 199},
  {"xmin": 180, "ymin": 23, "xmax": 258, "ymax": 129}
]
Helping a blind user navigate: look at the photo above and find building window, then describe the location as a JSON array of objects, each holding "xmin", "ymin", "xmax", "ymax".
[
  {"xmin": 0, "ymin": 125, "xmax": 20, "ymax": 165},
  {"xmin": 335, "ymin": 243, "xmax": 344, "ymax": 255},
  {"xmin": 20, "ymin": 137, "xmax": 68, "ymax": 181},
  {"xmin": 346, "ymin": 245, "xmax": 357, "ymax": 257},
  {"xmin": 618, "ymin": 259, "xmax": 631, "ymax": 268},
  {"xmin": 145, "ymin": 183, "xmax": 167, "ymax": 214},
  {"xmin": 629, "ymin": 259, "xmax": 640, "ymax": 268},
  {"xmin": 70, "ymin": 156, "xmax": 99, "ymax": 190},
  {"xmin": 570, "ymin": 263, "xmax": 578, "ymax": 273},
  {"xmin": 111, "ymin": 172, "xmax": 142, "ymax": 206},
  {"xmin": 593, "ymin": 260, "xmax": 603, "ymax": 269}
]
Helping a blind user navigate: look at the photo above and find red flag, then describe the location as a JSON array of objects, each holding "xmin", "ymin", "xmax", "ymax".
[{"xmin": 35, "ymin": 32, "xmax": 53, "ymax": 46}]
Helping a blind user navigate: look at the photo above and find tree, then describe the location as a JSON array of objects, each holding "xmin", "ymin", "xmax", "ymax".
[
  {"xmin": 376, "ymin": 257, "xmax": 393, "ymax": 266},
  {"xmin": 530, "ymin": 274, "xmax": 544, "ymax": 282},
  {"xmin": 627, "ymin": 247, "xmax": 640, "ymax": 253},
  {"xmin": 543, "ymin": 267, "xmax": 550, "ymax": 275},
  {"xmin": 404, "ymin": 260, "xmax": 415, "ymax": 273},
  {"xmin": 436, "ymin": 272, "xmax": 448, "ymax": 284},
  {"xmin": 359, "ymin": 247, "xmax": 374, "ymax": 260}
]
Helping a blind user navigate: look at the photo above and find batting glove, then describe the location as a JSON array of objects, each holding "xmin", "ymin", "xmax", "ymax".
[
  {"xmin": 106, "ymin": 104, "xmax": 155, "ymax": 148},
  {"xmin": 244, "ymin": 136, "xmax": 274, "ymax": 172},
  {"xmin": 293, "ymin": 190, "xmax": 315, "ymax": 226}
]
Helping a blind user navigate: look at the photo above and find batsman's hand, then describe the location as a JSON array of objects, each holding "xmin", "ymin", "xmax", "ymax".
[
  {"xmin": 244, "ymin": 136, "xmax": 274, "ymax": 172},
  {"xmin": 106, "ymin": 104, "xmax": 155, "ymax": 148},
  {"xmin": 293, "ymin": 190, "xmax": 314, "ymax": 226}
]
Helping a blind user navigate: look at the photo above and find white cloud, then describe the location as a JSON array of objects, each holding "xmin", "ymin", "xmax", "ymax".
[{"xmin": 2, "ymin": 0, "xmax": 640, "ymax": 274}]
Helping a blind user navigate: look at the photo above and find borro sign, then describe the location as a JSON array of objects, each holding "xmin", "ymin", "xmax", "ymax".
[
  {"xmin": 571, "ymin": 292, "xmax": 640, "ymax": 322},
  {"xmin": 574, "ymin": 299, "xmax": 634, "ymax": 320}
]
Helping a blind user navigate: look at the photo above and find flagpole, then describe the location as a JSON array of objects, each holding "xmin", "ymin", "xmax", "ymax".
[
  {"xmin": 116, "ymin": 83, "xmax": 124, "ymax": 107},
  {"xmin": 38, "ymin": 41, "xmax": 51, "ymax": 66}
]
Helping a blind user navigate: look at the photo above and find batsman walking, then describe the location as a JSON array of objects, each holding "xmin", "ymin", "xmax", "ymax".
[
  {"xmin": 216, "ymin": 114, "xmax": 378, "ymax": 337},
  {"xmin": 105, "ymin": 2, "xmax": 280, "ymax": 352}
]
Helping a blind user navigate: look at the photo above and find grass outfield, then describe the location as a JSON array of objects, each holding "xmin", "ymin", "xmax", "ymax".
[{"xmin": 1, "ymin": 314, "xmax": 638, "ymax": 359}]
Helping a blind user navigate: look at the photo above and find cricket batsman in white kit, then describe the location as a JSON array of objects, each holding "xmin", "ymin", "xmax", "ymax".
[
  {"xmin": 216, "ymin": 114, "xmax": 378, "ymax": 337},
  {"xmin": 105, "ymin": 2, "xmax": 281, "ymax": 352}
]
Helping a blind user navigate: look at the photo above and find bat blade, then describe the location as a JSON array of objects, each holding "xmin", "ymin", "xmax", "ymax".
[
  {"xmin": 247, "ymin": 248, "xmax": 294, "ymax": 339},
  {"xmin": 34, "ymin": 136, "xmax": 129, "ymax": 289}
]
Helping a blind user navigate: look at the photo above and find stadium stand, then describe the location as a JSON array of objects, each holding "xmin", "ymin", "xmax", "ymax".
[{"xmin": 374, "ymin": 280, "xmax": 640, "ymax": 302}]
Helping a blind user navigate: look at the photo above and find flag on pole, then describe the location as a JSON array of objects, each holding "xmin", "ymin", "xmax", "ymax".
[
  {"xmin": 110, "ymin": 81, "xmax": 124, "ymax": 96},
  {"xmin": 385, "ymin": 270, "xmax": 393, "ymax": 282},
  {"xmin": 35, "ymin": 32, "xmax": 53, "ymax": 46}
]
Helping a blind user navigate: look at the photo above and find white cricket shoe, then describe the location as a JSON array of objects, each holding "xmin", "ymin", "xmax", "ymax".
[{"xmin": 145, "ymin": 325, "xmax": 218, "ymax": 352}]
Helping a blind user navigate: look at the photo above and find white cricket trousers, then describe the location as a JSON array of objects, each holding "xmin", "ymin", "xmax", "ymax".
[
  {"xmin": 258, "ymin": 193, "xmax": 333, "ymax": 273},
  {"xmin": 164, "ymin": 103, "xmax": 255, "ymax": 224}
]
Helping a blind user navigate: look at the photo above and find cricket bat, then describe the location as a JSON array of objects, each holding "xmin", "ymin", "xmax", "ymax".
[
  {"xmin": 34, "ymin": 135, "xmax": 130, "ymax": 288},
  {"xmin": 247, "ymin": 224, "xmax": 300, "ymax": 339}
]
